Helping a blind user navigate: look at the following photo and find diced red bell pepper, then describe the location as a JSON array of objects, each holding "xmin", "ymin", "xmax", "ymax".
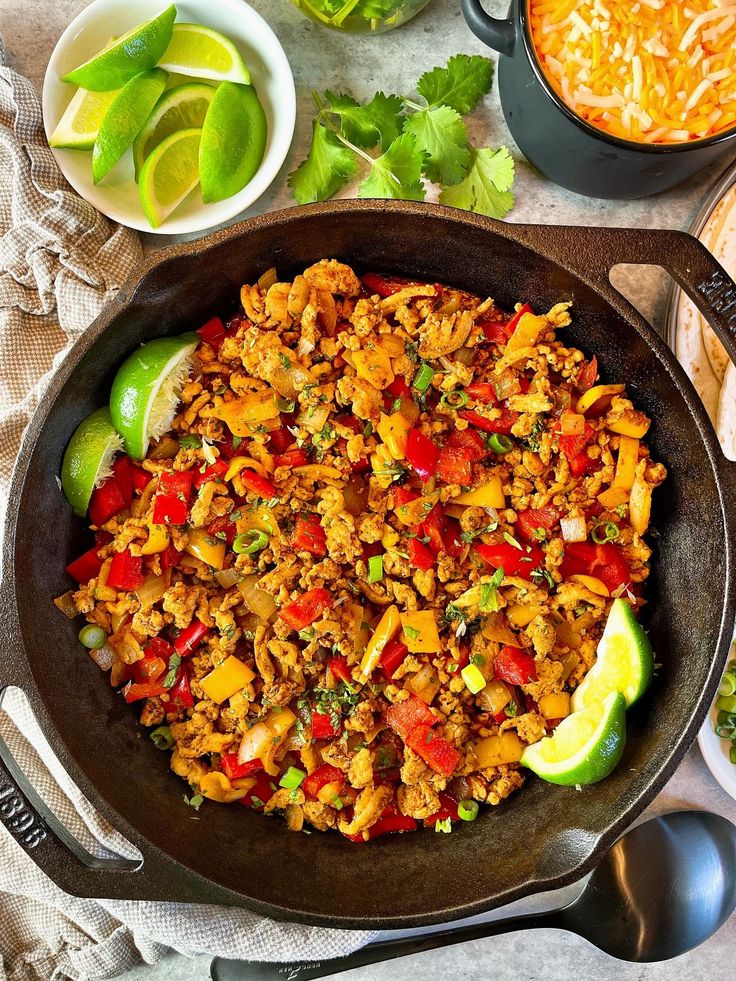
[
  {"xmin": 494, "ymin": 645, "xmax": 538, "ymax": 685},
  {"xmin": 89, "ymin": 476, "xmax": 126, "ymax": 526},
  {"xmin": 505, "ymin": 303, "xmax": 534, "ymax": 336},
  {"xmin": 66, "ymin": 546, "xmax": 103, "ymax": 584},
  {"xmin": 292, "ymin": 513, "xmax": 327, "ymax": 557},
  {"xmin": 569, "ymin": 452, "xmax": 601, "ymax": 477},
  {"xmin": 207, "ymin": 514, "xmax": 238, "ymax": 547},
  {"xmin": 408, "ymin": 537, "xmax": 435, "ymax": 571},
  {"xmin": 435, "ymin": 445, "xmax": 473, "ymax": 486},
  {"xmin": 133, "ymin": 639, "xmax": 172, "ymax": 683},
  {"xmin": 302, "ymin": 763, "xmax": 345, "ymax": 800},
  {"xmin": 198, "ymin": 316, "xmax": 227, "ymax": 350},
  {"xmin": 280, "ymin": 588, "xmax": 333, "ymax": 631},
  {"xmin": 460, "ymin": 406, "xmax": 519, "ymax": 435},
  {"xmin": 386, "ymin": 694, "xmax": 436, "ymax": 740},
  {"xmin": 107, "ymin": 549, "xmax": 144, "ymax": 591},
  {"xmin": 474, "ymin": 542, "xmax": 543, "ymax": 581},
  {"xmin": 387, "ymin": 377, "xmax": 412, "ymax": 399},
  {"xmin": 112, "ymin": 456, "xmax": 133, "ymax": 507},
  {"xmin": 516, "ymin": 506, "xmax": 561, "ymax": 544},
  {"xmin": 479, "ymin": 320, "xmax": 508, "ymax": 345},
  {"xmin": 380, "ymin": 638, "xmax": 409, "ymax": 679},
  {"xmin": 311, "ymin": 710, "xmax": 341, "ymax": 739},
  {"xmin": 221, "ymin": 754, "xmax": 264, "ymax": 780},
  {"xmin": 421, "ymin": 505, "xmax": 446, "ymax": 555},
  {"xmin": 194, "ymin": 460, "xmax": 228, "ymax": 488},
  {"xmin": 95, "ymin": 529, "xmax": 113, "ymax": 547},
  {"xmin": 173, "ymin": 618, "xmax": 209, "ymax": 657},
  {"xmin": 393, "ymin": 486, "xmax": 419, "ymax": 508},
  {"xmin": 334, "ymin": 413, "xmax": 363, "ymax": 434},
  {"xmin": 152, "ymin": 471, "xmax": 194, "ymax": 526},
  {"xmin": 405, "ymin": 725, "xmax": 461, "ymax": 777},
  {"xmin": 446, "ymin": 427, "xmax": 489, "ymax": 462},
  {"xmin": 240, "ymin": 470, "xmax": 277, "ymax": 499},
  {"xmin": 169, "ymin": 664, "xmax": 194, "ymax": 708},
  {"xmin": 123, "ymin": 680, "xmax": 165, "ymax": 703},
  {"xmin": 328, "ymin": 656, "xmax": 353, "ymax": 684},
  {"xmin": 442, "ymin": 517, "xmax": 463, "ymax": 558},
  {"xmin": 578, "ymin": 355, "xmax": 598, "ymax": 392},
  {"xmin": 131, "ymin": 464, "xmax": 152, "ymax": 493},
  {"xmin": 361, "ymin": 272, "xmax": 423, "ymax": 297},
  {"xmin": 274, "ymin": 448, "xmax": 309, "ymax": 469},
  {"xmin": 345, "ymin": 813, "xmax": 419, "ymax": 842},
  {"xmin": 269, "ymin": 427, "xmax": 296, "ymax": 453},
  {"xmin": 160, "ymin": 544, "xmax": 181, "ymax": 571},
  {"xmin": 464, "ymin": 381, "xmax": 499, "ymax": 403},
  {"xmin": 240, "ymin": 771, "xmax": 277, "ymax": 810},
  {"xmin": 559, "ymin": 540, "xmax": 631, "ymax": 593},
  {"xmin": 558, "ymin": 423, "xmax": 596, "ymax": 462},
  {"xmin": 406, "ymin": 429, "xmax": 439, "ymax": 482},
  {"xmin": 375, "ymin": 767, "xmax": 402, "ymax": 785},
  {"xmin": 362, "ymin": 541, "xmax": 383, "ymax": 561},
  {"xmin": 423, "ymin": 792, "xmax": 460, "ymax": 827}
]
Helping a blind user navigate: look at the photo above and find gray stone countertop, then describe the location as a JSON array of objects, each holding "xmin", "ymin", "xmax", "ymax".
[{"xmin": 3, "ymin": 0, "xmax": 736, "ymax": 977}]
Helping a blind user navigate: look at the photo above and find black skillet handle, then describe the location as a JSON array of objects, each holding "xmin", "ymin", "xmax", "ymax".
[{"xmin": 461, "ymin": 0, "xmax": 517, "ymax": 57}]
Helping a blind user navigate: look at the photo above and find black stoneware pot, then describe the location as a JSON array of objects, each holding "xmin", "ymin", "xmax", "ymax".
[
  {"xmin": 461, "ymin": 0, "xmax": 736, "ymax": 199},
  {"xmin": 1, "ymin": 201, "xmax": 736, "ymax": 927}
]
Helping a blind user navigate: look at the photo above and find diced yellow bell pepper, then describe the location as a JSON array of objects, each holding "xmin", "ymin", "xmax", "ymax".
[
  {"xmin": 200, "ymin": 656, "xmax": 256, "ymax": 704},
  {"xmin": 377, "ymin": 411, "xmax": 412, "ymax": 460},
  {"xmin": 212, "ymin": 389, "xmax": 280, "ymax": 437},
  {"xmin": 110, "ymin": 610, "xmax": 130, "ymax": 633},
  {"xmin": 359, "ymin": 605, "xmax": 401, "ymax": 680},
  {"xmin": 473, "ymin": 731, "xmax": 524, "ymax": 768},
  {"xmin": 293, "ymin": 464, "xmax": 343, "ymax": 482},
  {"xmin": 575, "ymin": 384, "xmax": 625, "ymax": 415},
  {"xmin": 479, "ymin": 680, "xmax": 513, "ymax": 715},
  {"xmin": 569, "ymin": 574, "xmax": 610, "ymax": 597},
  {"xmin": 629, "ymin": 466, "xmax": 652, "ymax": 536},
  {"xmin": 371, "ymin": 444, "xmax": 397, "ymax": 489},
  {"xmin": 400, "ymin": 610, "xmax": 441, "ymax": 653},
  {"xmin": 607, "ymin": 415, "xmax": 650, "ymax": 439},
  {"xmin": 597, "ymin": 485, "xmax": 629, "ymax": 510},
  {"xmin": 235, "ymin": 505, "xmax": 279, "ymax": 537},
  {"xmin": 185, "ymin": 528, "xmax": 226, "ymax": 570},
  {"xmin": 225, "ymin": 456, "xmax": 270, "ymax": 481},
  {"xmin": 199, "ymin": 771, "xmax": 251, "ymax": 803},
  {"xmin": 394, "ymin": 491, "xmax": 439, "ymax": 526},
  {"xmin": 538, "ymin": 692, "xmax": 571, "ymax": 720},
  {"xmin": 504, "ymin": 312, "xmax": 546, "ymax": 355},
  {"xmin": 612, "ymin": 435, "xmax": 639, "ymax": 491},
  {"xmin": 317, "ymin": 780, "xmax": 343, "ymax": 805},
  {"xmin": 454, "ymin": 476, "xmax": 505, "ymax": 508},
  {"xmin": 375, "ymin": 334, "xmax": 406, "ymax": 358},
  {"xmin": 352, "ymin": 348, "xmax": 395, "ymax": 390},
  {"xmin": 505, "ymin": 603, "xmax": 543, "ymax": 628},
  {"xmin": 264, "ymin": 706, "xmax": 297, "ymax": 738},
  {"xmin": 140, "ymin": 523, "xmax": 169, "ymax": 555}
]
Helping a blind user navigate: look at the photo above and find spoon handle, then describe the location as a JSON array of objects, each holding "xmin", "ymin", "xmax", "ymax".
[{"xmin": 211, "ymin": 909, "xmax": 562, "ymax": 981}]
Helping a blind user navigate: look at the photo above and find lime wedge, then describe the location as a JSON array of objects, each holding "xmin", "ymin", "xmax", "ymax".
[
  {"xmin": 571, "ymin": 599, "xmax": 654, "ymax": 712},
  {"xmin": 199, "ymin": 82, "xmax": 267, "ymax": 203},
  {"xmin": 62, "ymin": 5, "xmax": 176, "ymax": 91},
  {"xmin": 91, "ymin": 68, "xmax": 168, "ymax": 184},
  {"xmin": 61, "ymin": 407, "xmax": 123, "ymax": 516},
  {"xmin": 133, "ymin": 81, "xmax": 215, "ymax": 177},
  {"xmin": 138, "ymin": 127, "xmax": 201, "ymax": 228},
  {"xmin": 49, "ymin": 87, "xmax": 121, "ymax": 150},
  {"xmin": 157, "ymin": 23, "xmax": 251, "ymax": 84},
  {"xmin": 521, "ymin": 691, "xmax": 626, "ymax": 786},
  {"xmin": 110, "ymin": 334, "xmax": 199, "ymax": 459}
]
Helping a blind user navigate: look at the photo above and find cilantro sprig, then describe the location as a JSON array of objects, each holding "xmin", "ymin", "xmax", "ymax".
[{"xmin": 288, "ymin": 55, "xmax": 515, "ymax": 219}]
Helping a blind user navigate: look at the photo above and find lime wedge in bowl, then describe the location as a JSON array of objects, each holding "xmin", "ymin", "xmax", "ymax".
[
  {"xmin": 49, "ymin": 87, "xmax": 121, "ymax": 150},
  {"xmin": 571, "ymin": 599, "xmax": 654, "ymax": 712},
  {"xmin": 157, "ymin": 23, "xmax": 251, "ymax": 84},
  {"xmin": 61, "ymin": 407, "xmax": 123, "ymax": 516},
  {"xmin": 110, "ymin": 333, "xmax": 199, "ymax": 459},
  {"xmin": 133, "ymin": 82, "xmax": 215, "ymax": 177},
  {"xmin": 138, "ymin": 127, "xmax": 202, "ymax": 228},
  {"xmin": 521, "ymin": 691, "xmax": 627, "ymax": 786},
  {"xmin": 62, "ymin": 4, "xmax": 176, "ymax": 91},
  {"xmin": 91, "ymin": 68, "xmax": 168, "ymax": 183},
  {"xmin": 200, "ymin": 82, "xmax": 267, "ymax": 203}
]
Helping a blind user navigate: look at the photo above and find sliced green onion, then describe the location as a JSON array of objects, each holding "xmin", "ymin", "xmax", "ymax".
[
  {"xmin": 434, "ymin": 817, "xmax": 453, "ymax": 833},
  {"xmin": 592, "ymin": 521, "xmax": 620, "ymax": 545},
  {"xmin": 731, "ymin": 746, "xmax": 736, "ymax": 765},
  {"xmin": 458, "ymin": 799, "xmax": 479, "ymax": 822},
  {"xmin": 275, "ymin": 395, "xmax": 296, "ymax": 413},
  {"xmin": 331, "ymin": 795, "xmax": 344, "ymax": 811},
  {"xmin": 367, "ymin": 554, "xmax": 384, "ymax": 584},
  {"xmin": 439, "ymin": 390, "xmax": 469, "ymax": 410},
  {"xmin": 487, "ymin": 433, "xmax": 513, "ymax": 454},
  {"xmin": 461, "ymin": 663, "xmax": 486, "ymax": 694},
  {"xmin": 717, "ymin": 710, "xmax": 732, "ymax": 726},
  {"xmin": 719, "ymin": 672, "xmax": 736, "ymax": 697},
  {"xmin": 233, "ymin": 529, "xmax": 270, "ymax": 555},
  {"xmin": 413, "ymin": 362, "xmax": 435, "ymax": 393},
  {"xmin": 79, "ymin": 624, "xmax": 106, "ymax": 649},
  {"xmin": 278, "ymin": 766, "xmax": 306, "ymax": 790},
  {"xmin": 717, "ymin": 694, "xmax": 736, "ymax": 713},
  {"xmin": 150, "ymin": 725, "xmax": 174, "ymax": 750},
  {"xmin": 715, "ymin": 724, "xmax": 736, "ymax": 739}
]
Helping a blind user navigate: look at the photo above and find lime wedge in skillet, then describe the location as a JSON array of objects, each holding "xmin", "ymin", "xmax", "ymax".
[
  {"xmin": 110, "ymin": 333, "xmax": 199, "ymax": 460},
  {"xmin": 199, "ymin": 82, "xmax": 267, "ymax": 203},
  {"xmin": 92, "ymin": 68, "xmax": 168, "ymax": 183},
  {"xmin": 571, "ymin": 599, "xmax": 654, "ymax": 712},
  {"xmin": 157, "ymin": 23, "xmax": 251, "ymax": 84},
  {"xmin": 133, "ymin": 81, "xmax": 215, "ymax": 177},
  {"xmin": 49, "ymin": 86, "xmax": 121, "ymax": 150},
  {"xmin": 521, "ymin": 691, "xmax": 627, "ymax": 786},
  {"xmin": 62, "ymin": 5, "xmax": 176, "ymax": 91},
  {"xmin": 61, "ymin": 407, "xmax": 123, "ymax": 516},
  {"xmin": 138, "ymin": 127, "xmax": 202, "ymax": 228}
]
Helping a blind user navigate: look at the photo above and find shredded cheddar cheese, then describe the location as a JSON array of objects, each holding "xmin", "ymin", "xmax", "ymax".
[{"xmin": 529, "ymin": 0, "xmax": 736, "ymax": 143}]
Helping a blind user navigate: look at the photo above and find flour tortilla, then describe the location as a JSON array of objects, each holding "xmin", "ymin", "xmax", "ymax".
[
  {"xmin": 717, "ymin": 362, "xmax": 736, "ymax": 462},
  {"xmin": 699, "ymin": 185, "xmax": 736, "ymax": 383},
  {"xmin": 675, "ymin": 287, "xmax": 723, "ymax": 426}
]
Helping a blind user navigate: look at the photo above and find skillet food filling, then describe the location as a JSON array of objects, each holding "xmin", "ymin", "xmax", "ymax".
[{"xmin": 58, "ymin": 260, "xmax": 665, "ymax": 839}]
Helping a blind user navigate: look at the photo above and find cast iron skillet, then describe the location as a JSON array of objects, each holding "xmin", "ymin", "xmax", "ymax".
[{"xmin": 1, "ymin": 202, "xmax": 736, "ymax": 928}]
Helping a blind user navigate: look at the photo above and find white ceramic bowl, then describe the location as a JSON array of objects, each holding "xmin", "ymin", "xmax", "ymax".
[
  {"xmin": 42, "ymin": 0, "xmax": 296, "ymax": 234},
  {"xmin": 698, "ymin": 644, "xmax": 736, "ymax": 802}
]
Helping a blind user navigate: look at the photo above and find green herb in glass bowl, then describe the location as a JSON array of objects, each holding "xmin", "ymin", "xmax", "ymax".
[{"xmin": 290, "ymin": 0, "xmax": 433, "ymax": 34}]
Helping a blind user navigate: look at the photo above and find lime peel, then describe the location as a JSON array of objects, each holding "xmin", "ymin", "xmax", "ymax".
[
  {"xmin": 133, "ymin": 82, "xmax": 215, "ymax": 177},
  {"xmin": 138, "ymin": 127, "xmax": 202, "ymax": 228},
  {"xmin": 61, "ymin": 407, "xmax": 123, "ymax": 516}
]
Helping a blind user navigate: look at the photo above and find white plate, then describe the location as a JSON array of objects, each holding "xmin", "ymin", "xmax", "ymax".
[{"xmin": 42, "ymin": 0, "xmax": 296, "ymax": 234}]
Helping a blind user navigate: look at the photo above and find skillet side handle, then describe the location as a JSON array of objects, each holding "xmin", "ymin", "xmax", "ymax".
[{"xmin": 461, "ymin": 0, "xmax": 517, "ymax": 56}]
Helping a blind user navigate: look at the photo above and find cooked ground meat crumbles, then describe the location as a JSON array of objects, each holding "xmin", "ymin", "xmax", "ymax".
[{"xmin": 57, "ymin": 260, "xmax": 665, "ymax": 840}]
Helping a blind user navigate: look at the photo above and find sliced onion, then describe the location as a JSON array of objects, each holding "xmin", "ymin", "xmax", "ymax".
[
  {"xmin": 238, "ymin": 721, "xmax": 272, "ymax": 764},
  {"xmin": 271, "ymin": 362, "xmax": 313, "ymax": 400},
  {"xmin": 54, "ymin": 590, "xmax": 78, "ymax": 619},
  {"xmin": 344, "ymin": 475, "xmax": 368, "ymax": 516},
  {"xmin": 437, "ymin": 296, "xmax": 460, "ymax": 317},
  {"xmin": 148, "ymin": 436, "xmax": 180, "ymax": 460},
  {"xmin": 478, "ymin": 679, "xmax": 512, "ymax": 714},
  {"xmin": 481, "ymin": 613, "xmax": 518, "ymax": 646},
  {"xmin": 258, "ymin": 267, "xmax": 278, "ymax": 290},
  {"xmin": 215, "ymin": 568, "xmax": 242, "ymax": 589},
  {"xmin": 89, "ymin": 643, "xmax": 115, "ymax": 672},
  {"xmin": 560, "ymin": 515, "xmax": 587, "ymax": 543},
  {"xmin": 135, "ymin": 570, "xmax": 170, "ymax": 609},
  {"xmin": 238, "ymin": 575, "xmax": 277, "ymax": 620},
  {"xmin": 297, "ymin": 338, "xmax": 315, "ymax": 358},
  {"xmin": 297, "ymin": 404, "xmax": 330, "ymax": 434},
  {"xmin": 454, "ymin": 345, "xmax": 475, "ymax": 366}
]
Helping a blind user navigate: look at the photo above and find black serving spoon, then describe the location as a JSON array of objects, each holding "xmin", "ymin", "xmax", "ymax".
[{"xmin": 210, "ymin": 810, "xmax": 736, "ymax": 980}]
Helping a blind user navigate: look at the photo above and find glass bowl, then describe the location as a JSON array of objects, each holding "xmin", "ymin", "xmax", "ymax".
[{"xmin": 290, "ymin": 0, "xmax": 432, "ymax": 34}]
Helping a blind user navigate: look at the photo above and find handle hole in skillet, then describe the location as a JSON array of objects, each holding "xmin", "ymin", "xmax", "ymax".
[
  {"xmin": 0, "ymin": 686, "xmax": 141, "ymax": 869},
  {"xmin": 609, "ymin": 263, "xmax": 670, "ymax": 338}
]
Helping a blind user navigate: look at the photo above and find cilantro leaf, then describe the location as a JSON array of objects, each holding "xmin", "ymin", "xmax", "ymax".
[
  {"xmin": 358, "ymin": 132, "xmax": 425, "ymax": 201},
  {"xmin": 405, "ymin": 105, "xmax": 470, "ymax": 185},
  {"xmin": 325, "ymin": 90, "xmax": 404, "ymax": 149},
  {"xmin": 416, "ymin": 54, "xmax": 494, "ymax": 114},
  {"xmin": 288, "ymin": 120, "xmax": 357, "ymax": 204},
  {"xmin": 439, "ymin": 146, "xmax": 515, "ymax": 219},
  {"xmin": 355, "ymin": 0, "xmax": 397, "ymax": 16}
]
